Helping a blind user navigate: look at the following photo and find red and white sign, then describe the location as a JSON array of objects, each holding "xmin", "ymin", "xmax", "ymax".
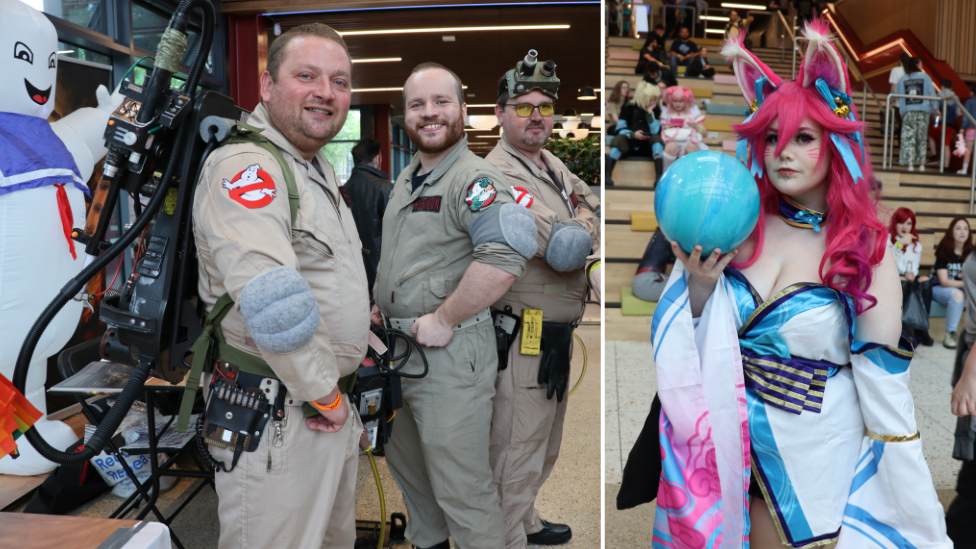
[
  {"xmin": 221, "ymin": 163, "xmax": 277, "ymax": 209},
  {"xmin": 511, "ymin": 186, "xmax": 534, "ymax": 209}
]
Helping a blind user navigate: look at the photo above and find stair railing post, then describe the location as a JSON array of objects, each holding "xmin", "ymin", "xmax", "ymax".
[
  {"xmin": 884, "ymin": 94, "xmax": 892, "ymax": 170},
  {"xmin": 940, "ymin": 98, "xmax": 947, "ymax": 173}
]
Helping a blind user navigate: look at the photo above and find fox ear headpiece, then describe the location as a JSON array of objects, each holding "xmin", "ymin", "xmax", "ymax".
[
  {"xmin": 721, "ymin": 32, "xmax": 781, "ymax": 176},
  {"xmin": 724, "ymin": 18, "xmax": 865, "ymax": 182}
]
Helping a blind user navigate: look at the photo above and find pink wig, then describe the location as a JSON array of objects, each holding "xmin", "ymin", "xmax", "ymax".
[
  {"xmin": 729, "ymin": 80, "xmax": 886, "ymax": 314},
  {"xmin": 662, "ymin": 86, "xmax": 696, "ymax": 111}
]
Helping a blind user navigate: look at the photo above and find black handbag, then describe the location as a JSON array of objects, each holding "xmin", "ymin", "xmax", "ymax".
[{"xmin": 902, "ymin": 280, "xmax": 930, "ymax": 332}]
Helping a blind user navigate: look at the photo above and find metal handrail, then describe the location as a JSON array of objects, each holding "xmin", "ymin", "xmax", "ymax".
[{"xmin": 842, "ymin": 53, "xmax": 885, "ymax": 117}]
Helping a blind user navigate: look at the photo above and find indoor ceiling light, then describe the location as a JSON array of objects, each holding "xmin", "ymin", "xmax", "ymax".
[
  {"xmin": 704, "ymin": 29, "xmax": 726, "ymax": 34},
  {"xmin": 720, "ymin": 3, "xmax": 766, "ymax": 9},
  {"xmin": 352, "ymin": 57, "xmax": 402, "ymax": 63},
  {"xmin": 577, "ymin": 87, "xmax": 597, "ymax": 100},
  {"xmin": 562, "ymin": 109, "xmax": 578, "ymax": 119},
  {"xmin": 338, "ymin": 25, "xmax": 571, "ymax": 37},
  {"xmin": 56, "ymin": 50, "xmax": 75, "ymax": 54},
  {"xmin": 466, "ymin": 104, "xmax": 498, "ymax": 108},
  {"xmin": 699, "ymin": 15, "xmax": 730, "ymax": 21},
  {"xmin": 467, "ymin": 115, "xmax": 498, "ymax": 130}
]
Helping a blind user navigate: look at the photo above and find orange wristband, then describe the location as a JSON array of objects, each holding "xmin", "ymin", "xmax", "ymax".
[{"xmin": 310, "ymin": 391, "xmax": 343, "ymax": 412}]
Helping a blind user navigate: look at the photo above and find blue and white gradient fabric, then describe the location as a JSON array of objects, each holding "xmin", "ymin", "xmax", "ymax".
[
  {"xmin": 651, "ymin": 263, "xmax": 951, "ymax": 548},
  {"xmin": 0, "ymin": 112, "xmax": 88, "ymax": 197}
]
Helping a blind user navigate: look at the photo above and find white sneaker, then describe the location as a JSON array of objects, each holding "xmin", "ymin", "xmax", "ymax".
[
  {"xmin": 908, "ymin": 165, "xmax": 915, "ymax": 172},
  {"xmin": 959, "ymin": 165, "xmax": 969, "ymax": 175},
  {"xmin": 919, "ymin": 164, "xmax": 926, "ymax": 172}
]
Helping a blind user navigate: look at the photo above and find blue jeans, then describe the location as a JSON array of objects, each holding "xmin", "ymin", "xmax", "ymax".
[
  {"xmin": 669, "ymin": 54, "xmax": 693, "ymax": 77},
  {"xmin": 933, "ymin": 284, "xmax": 965, "ymax": 333}
]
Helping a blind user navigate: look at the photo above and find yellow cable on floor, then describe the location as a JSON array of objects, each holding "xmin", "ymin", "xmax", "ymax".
[
  {"xmin": 569, "ymin": 333, "xmax": 587, "ymax": 397},
  {"xmin": 366, "ymin": 447, "xmax": 386, "ymax": 549}
]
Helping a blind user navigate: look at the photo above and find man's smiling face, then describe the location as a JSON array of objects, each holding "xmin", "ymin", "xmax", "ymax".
[{"xmin": 0, "ymin": 0, "xmax": 59, "ymax": 119}]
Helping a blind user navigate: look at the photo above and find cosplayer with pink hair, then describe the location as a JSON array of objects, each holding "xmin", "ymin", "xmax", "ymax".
[
  {"xmin": 660, "ymin": 85, "xmax": 708, "ymax": 171},
  {"xmin": 648, "ymin": 19, "xmax": 951, "ymax": 549}
]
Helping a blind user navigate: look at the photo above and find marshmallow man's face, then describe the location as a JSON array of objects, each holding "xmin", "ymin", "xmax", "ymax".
[{"xmin": 0, "ymin": 0, "xmax": 59, "ymax": 119}]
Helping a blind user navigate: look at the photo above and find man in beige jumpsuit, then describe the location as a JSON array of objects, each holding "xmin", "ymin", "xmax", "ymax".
[
  {"xmin": 486, "ymin": 51, "xmax": 601, "ymax": 548},
  {"xmin": 371, "ymin": 63, "xmax": 539, "ymax": 549},
  {"xmin": 192, "ymin": 24, "xmax": 369, "ymax": 548}
]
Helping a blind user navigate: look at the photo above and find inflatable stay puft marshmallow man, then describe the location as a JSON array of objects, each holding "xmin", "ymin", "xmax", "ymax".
[{"xmin": 0, "ymin": 0, "xmax": 122, "ymax": 475}]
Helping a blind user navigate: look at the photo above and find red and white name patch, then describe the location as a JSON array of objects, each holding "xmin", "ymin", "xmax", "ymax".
[
  {"xmin": 221, "ymin": 163, "xmax": 277, "ymax": 209},
  {"xmin": 511, "ymin": 186, "xmax": 534, "ymax": 209}
]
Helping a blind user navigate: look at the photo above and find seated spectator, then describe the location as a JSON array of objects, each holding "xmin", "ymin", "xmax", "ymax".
[
  {"xmin": 933, "ymin": 216, "xmax": 973, "ymax": 349},
  {"xmin": 632, "ymin": 230, "xmax": 675, "ymax": 302},
  {"xmin": 642, "ymin": 61, "xmax": 678, "ymax": 90},
  {"xmin": 668, "ymin": 26, "xmax": 700, "ymax": 77},
  {"xmin": 896, "ymin": 57, "xmax": 936, "ymax": 172},
  {"xmin": 636, "ymin": 25, "xmax": 668, "ymax": 74},
  {"xmin": 606, "ymin": 80, "xmax": 631, "ymax": 132},
  {"xmin": 343, "ymin": 138, "xmax": 392, "ymax": 294},
  {"xmin": 889, "ymin": 207, "xmax": 934, "ymax": 346},
  {"xmin": 684, "ymin": 46, "xmax": 715, "ymax": 79},
  {"xmin": 605, "ymin": 81, "xmax": 665, "ymax": 186},
  {"xmin": 724, "ymin": 10, "xmax": 754, "ymax": 50},
  {"xmin": 958, "ymin": 84, "xmax": 976, "ymax": 175},
  {"xmin": 660, "ymin": 85, "xmax": 708, "ymax": 172}
]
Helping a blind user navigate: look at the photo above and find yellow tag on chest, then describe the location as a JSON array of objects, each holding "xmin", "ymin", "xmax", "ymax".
[{"xmin": 520, "ymin": 309, "xmax": 543, "ymax": 355}]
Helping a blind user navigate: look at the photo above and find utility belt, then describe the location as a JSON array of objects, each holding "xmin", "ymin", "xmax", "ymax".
[
  {"xmin": 385, "ymin": 308, "xmax": 492, "ymax": 332},
  {"xmin": 492, "ymin": 307, "xmax": 577, "ymax": 402},
  {"xmin": 177, "ymin": 292, "xmax": 357, "ymax": 471}
]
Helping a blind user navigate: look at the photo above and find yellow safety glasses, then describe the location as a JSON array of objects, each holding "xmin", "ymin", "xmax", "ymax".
[{"xmin": 504, "ymin": 102, "xmax": 555, "ymax": 117}]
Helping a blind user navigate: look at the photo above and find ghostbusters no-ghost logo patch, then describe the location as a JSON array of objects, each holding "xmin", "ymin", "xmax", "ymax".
[
  {"xmin": 221, "ymin": 164, "xmax": 277, "ymax": 209},
  {"xmin": 465, "ymin": 177, "xmax": 497, "ymax": 212},
  {"xmin": 511, "ymin": 186, "xmax": 534, "ymax": 209}
]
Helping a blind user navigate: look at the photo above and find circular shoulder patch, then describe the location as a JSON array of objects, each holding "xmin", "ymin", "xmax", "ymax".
[
  {"xmin": 221, "ymin": 163, "xmax": 277, "ymax": 209},
  {"xmin": 512, "ymin": 186, "xmax": 534, "ymax": 209},
  {"xmin": 465, "ymin": 177, "xmax": 497, "ymax": 212}
]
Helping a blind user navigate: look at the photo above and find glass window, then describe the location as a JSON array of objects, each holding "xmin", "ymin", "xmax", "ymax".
[
  {"xmin": 22, "ymin": 0, "xmax": 108, "ymax": 34},
  {"xmin": 58, "ymin": 42, "xmax": 111, "ymax": 67},
  {"xmin": 132, "ymin": 2, "xmax": 213, "ymax": 74},
  {"xmin": 322, "ymin": 110, "xmax": 362, "ymax": 184}
]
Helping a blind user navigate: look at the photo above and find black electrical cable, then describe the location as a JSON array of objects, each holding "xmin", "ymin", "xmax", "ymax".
[
  {"xmin": 13, "ymin": 0, "xmax": 216, "ymax": 465},
  {"xmin": 371, "ymin": 327, "xmax": 428, "ymax": 379}
]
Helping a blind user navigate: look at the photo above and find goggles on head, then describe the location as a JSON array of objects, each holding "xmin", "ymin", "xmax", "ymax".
[
  {"xmin": 499, "ymin": 49, "xmax": 560, "ymax": 101},
  {"xmin": 503, "ymin": 102, "xmax": 556, "ymax": 117}
]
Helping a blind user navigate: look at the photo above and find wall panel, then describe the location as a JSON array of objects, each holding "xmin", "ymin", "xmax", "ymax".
[{"xmin": 838, "ymin": 0, "xmax": 938, "ymax": 52}]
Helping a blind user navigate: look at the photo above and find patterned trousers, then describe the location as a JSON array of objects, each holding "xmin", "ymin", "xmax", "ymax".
[{"xmin": 899, "ymin": 110, "xmax": 930, "ymax": 166}]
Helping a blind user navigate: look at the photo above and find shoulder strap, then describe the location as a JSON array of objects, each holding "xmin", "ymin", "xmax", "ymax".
[{"xmin": 221, "ymin": 124, "xmax": 300, "ymax": 227}]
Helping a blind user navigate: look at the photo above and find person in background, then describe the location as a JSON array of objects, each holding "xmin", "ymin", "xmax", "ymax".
[
  {"xmin": 685, "ymin": 46, "xmax": 716, "ymax": 79},
  {"xmin": 957, "ymin": 84, "xmax": 976, "ymax": 175},
  {"xmin": 668, "ymin": 26, "xmax": 700, "ymax": 77},
  {"xmin": 632, "ymin": 229, "xmax": 676, "ymax": 302},
  {"xmin": 889, "ymin": 53, "xmax": 912, "ymax": 93},
  {"xmin": 889, "ymin": 207, "xmax": 933, "ymax": 346},
  {"xmin": 606, "ymin": 80, "xmax": 631, "ymax": 133},
  {"xmin": 895, "ymin": 57, "xmax": 936, "ymax": 172},
  {"xmin": 344, "ymin": 138, "xmax": 392, "ymax": 294},
  {"xmin": 724, "ymin": 10, "xmax": 754, "ymax": 49},
  {"xmin": 933, "ymin": 216, "xmax": 972, "ymax": 349},
  {"xmin": 792, "ymin": 0, "xmax": 819, "ymax": 27},
  {"xmin": 642, "ymin": 61, "xmax": 678, "ymax": 90},
  {"xmin": 636, "ymin": 25, "xmax": 668, "ymax": 74},
  {"xmin": 605, "ymin": 81, "xmax": 665, "ymax": 187},
  {"xmin": 946, "ymin": 241, "xmax": 976, "ymax": 544}
]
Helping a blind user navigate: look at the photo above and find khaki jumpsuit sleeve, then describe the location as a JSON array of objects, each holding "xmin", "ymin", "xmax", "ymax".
[
  {"xmin": 194, "ymin": 147, "xmax": 340, "ymax": 401},
  {"xmin": 452, "ymin": 167, "xmax": 528, "ymax": 277},
  {"xmin": 567, "ymin": 171, "xmax": 602, "ymax": 256}
]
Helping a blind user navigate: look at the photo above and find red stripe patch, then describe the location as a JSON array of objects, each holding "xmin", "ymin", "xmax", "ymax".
[{"xmin": 412, "ymin": 196, "xmax": 442, "ymax": 212}]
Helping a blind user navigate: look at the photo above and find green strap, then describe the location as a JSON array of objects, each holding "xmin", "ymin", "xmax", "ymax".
[{"xmin": 222, "ymin": 126, "xmax": 300, "ymax": 227}]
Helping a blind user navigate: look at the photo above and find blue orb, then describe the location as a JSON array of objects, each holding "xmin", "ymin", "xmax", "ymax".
[{"xmin": 654, "ymin": 151, "xmax": 760, "ymax": 255}]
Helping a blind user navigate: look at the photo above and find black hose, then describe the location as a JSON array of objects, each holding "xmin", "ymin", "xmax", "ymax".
[{"xmin": 13, "ymin": 0, "xmax": 216, "ymax": 465}]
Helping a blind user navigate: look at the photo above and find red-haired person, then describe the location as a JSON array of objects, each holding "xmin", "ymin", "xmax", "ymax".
[
  {"xmin": 889, "ymin": 207, "xmax": 933, "ymax": 346},
  {"xmin": 647, "ymin": 20, "xmax": 950, "ymax": 548},
  {"xmin": 932, "ymin": 217, "xmax": 973, "ymax": 348}
]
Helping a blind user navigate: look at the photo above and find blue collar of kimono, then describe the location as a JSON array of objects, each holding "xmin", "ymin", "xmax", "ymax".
[
  {"xmin": 736, "ymin": 76, "xmax": 775, "ymax": 178},
  {"xmin": 779, "ymin": 195, "xmax": 827, "ymax": 232},
  {"xmin": 813, "ymin": 78, "xmax": 865, "ymax": 184}
]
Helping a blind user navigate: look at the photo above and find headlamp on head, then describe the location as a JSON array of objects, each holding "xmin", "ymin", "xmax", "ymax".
[{"xmin": 499, "ymin": 49, "xmax": 560, "ymax": 101}]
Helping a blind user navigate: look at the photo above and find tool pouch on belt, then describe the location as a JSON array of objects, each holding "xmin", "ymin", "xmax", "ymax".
[
  {"xmin": 201, "ymin": 362, "xmax": 276, "ymax": 454},
  {"xmin": 536, "ymin": 321, "xmax": 574, "ymax": 402},
  {"xmin": 492, "ymin": 306, "xmax": 521, "ymax": 371}
]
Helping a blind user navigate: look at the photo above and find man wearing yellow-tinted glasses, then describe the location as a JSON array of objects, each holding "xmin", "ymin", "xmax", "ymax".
[{"xmin": 486, "ymin": 50, "xmax": 600, "ymax": 549}]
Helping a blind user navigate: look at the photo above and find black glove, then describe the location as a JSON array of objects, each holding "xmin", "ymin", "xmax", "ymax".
[{"xmin": 537, "ymin": 322, "xmax": 574, "ymax": 402}]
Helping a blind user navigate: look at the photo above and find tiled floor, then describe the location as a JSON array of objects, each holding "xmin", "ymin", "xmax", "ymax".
[{"xmin": 605, "ymin": 317, "xmax": 964, "ymax": 547}]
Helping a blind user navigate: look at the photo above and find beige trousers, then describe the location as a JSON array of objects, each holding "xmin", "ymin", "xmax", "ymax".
[
  {"xmin": 489, "ymin": 335, "xmax": 569, "ymax": 549},
  {"xmin": 385, "ymin": 322, "xmax": 504, "ymax": 549},
  {"xmin": 210, "ymin": 397, "xmax": 362, "ymax": 549}
]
